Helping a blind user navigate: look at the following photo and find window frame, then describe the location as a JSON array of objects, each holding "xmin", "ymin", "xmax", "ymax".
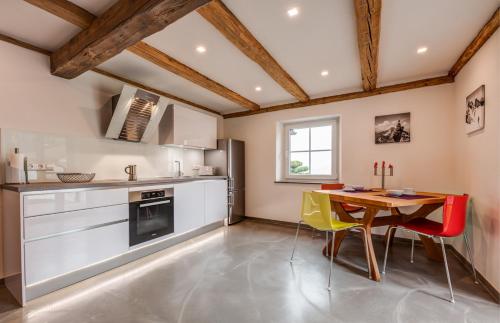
[{"xmin": 282, "ymin": 118, "xmax": 339, "ymax": 181}]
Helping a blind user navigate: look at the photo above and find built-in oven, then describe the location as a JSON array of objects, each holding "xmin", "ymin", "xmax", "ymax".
[{"xmin": 129, "ymin": 186, "xmax": 174, "ymax": 247}]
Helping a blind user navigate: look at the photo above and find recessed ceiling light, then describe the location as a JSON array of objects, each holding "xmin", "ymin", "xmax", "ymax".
[
  {"xmin": 321, "ymin": 70, "xmax": 329, "ymax": 77},
  {"xmin": 417, "ymin": 47, "xmax": 428, "ymax": 54},
  {"xmin": 255, "ymin": 86, "xmax": 262, "ymax": 92},
  {"xmin": 287, "ymin": 7, "xmax": 299, "ymax": 17},
  {"xmin": 196, "ymin": 46, "xmax": 206, "ymax": 53}
]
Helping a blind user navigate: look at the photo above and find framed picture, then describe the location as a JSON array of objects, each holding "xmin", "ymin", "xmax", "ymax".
[
  {"xmin": 375, "ymin": 112, "xmax": 411, "ymax": 144},
  {"xmin": 465, "ymin": 85, "xmax": 485, "ymax": 134}
]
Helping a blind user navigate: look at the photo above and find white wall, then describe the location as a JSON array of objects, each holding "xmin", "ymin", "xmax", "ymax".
[
  {"xmin": 0, "ymin": 41, "xmax": 227, "ymax": 181},
  {"xmin": 224, "ymin": 31, "xmax": 499, "ymax": 290},
  {"xmin": 0, "ymin": 40, "xmax": 221, "ymax": 276},
  {"xmin": 451, "ymin": 30, "xmax": 499, "ymax": 290},
  {"xmin": 224, "ymin": 84, "xmax": 456, "ymax": 224}
]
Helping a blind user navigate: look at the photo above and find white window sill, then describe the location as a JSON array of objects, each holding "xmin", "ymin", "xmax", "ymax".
[{"xmin": 274, "ymin": 179, "xmax": 339, "ymax": 185}]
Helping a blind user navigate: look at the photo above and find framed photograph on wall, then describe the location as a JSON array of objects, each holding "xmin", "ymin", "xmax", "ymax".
[
  {"xmin": 375, "ymin": 112, "xmax": 411, "ymax": 144},
  {"xmin": 465, "ymin": 85, "xmax": 485, "ymax": 134}
]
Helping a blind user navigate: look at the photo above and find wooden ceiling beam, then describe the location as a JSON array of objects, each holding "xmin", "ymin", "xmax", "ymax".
[
  {"xmin": 24, "ymin": 0, "xmax": 259, "ymax": 110},
  {"xmin": 50, "ymin": 0, "xmax": 211, "ymax": 79},
  {"xmin": 0, "ymin": 32, "xmax": 221, "ymax": 115},
  {"xmin": 128, "ymin": 42, "xmax": 259, "ymax": 110},
  {"xmin": 198, "ymin": 0, "xmax": 310, "ymax": 102},
  {"xmin": 224, "ymin": 75, "xmax": 454, "ymax": 119},
  {"xmin": 353, "ymin": 0, "xmax": 382, "ymax": 91},
  {"xmin": 449, "ymin": 7, "xmax": 499, "ymax": 78}
]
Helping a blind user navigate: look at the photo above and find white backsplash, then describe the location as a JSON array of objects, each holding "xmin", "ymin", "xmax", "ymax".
[{"xmin": 0, "ymin": 128, "xmax": 204, "ymax": 183}]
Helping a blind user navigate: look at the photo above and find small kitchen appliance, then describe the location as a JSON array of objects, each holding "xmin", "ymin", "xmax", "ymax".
[{"xmin": 125, "ymin": 165, "xmax": 137, "ymax": 181}]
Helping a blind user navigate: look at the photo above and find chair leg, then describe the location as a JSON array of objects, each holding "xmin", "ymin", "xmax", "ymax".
[
  {"xmin": 359, "ymin": 227, "xmax": 372, "ymax": 279},
  {"xmin": 382, "ymin": 226, "xmax": 397, "ymax": 274},
  {"xmin": 290, "ymin": 221, "xmax": 303, "ymax": 263},
  {"xmin": 410, "ymin": 232, "xmax": 415, "ymax": 264},
  {"xmin": 328, "ymin": 235, "xmax": 335, "ymax": 291},
  {"xmin": 440, "ymin": 237, "xmax": 455, "ymax": 303},
  {"xmin": 463, "ymin": 232, "xmax": 479, "ymax": 284}
]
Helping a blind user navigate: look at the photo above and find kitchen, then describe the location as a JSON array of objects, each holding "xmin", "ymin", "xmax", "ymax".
[{"xmin": 0, "ymin": 0, "xmax": 499, "ymax": 322}]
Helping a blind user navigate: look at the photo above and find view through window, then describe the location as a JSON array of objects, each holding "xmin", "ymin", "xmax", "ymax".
[{"xmin": 283, "ymin": 118, "xmax": 338, "ymax": 180}]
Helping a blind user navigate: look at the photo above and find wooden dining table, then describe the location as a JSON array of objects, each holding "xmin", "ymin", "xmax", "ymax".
[{"xmin": 314, "ymin": 189, "xmax": 448, "ymax": 282}]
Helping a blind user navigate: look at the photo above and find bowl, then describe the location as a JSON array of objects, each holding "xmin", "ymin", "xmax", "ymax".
[
  {"xmin": 403, "ymin": 188, "xmax": 416, "ymax": 195},
  {"xmin": 57, "ymin": 173, "xmax": 95, "ymax": 183},
  {"xmin": 351, "ymin": 185, "xmax": 365, "ymax": 191},
  {"xmin": 387, "ymin": 189, "xmax": 404, "ymax": 196}
]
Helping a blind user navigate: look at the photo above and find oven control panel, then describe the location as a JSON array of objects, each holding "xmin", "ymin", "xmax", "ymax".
[
  {"xmin": 141, "ymin": 190, "xmax": 165, "ymax": 200},
  {"xmin": 129, "ymin": 187, "xmax": 174, "ymax": 203}
]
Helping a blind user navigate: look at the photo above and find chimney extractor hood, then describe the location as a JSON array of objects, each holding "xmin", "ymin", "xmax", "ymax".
[{"xmin": 105, "ymin": 85, "xmax": 169, "ymax": 143}]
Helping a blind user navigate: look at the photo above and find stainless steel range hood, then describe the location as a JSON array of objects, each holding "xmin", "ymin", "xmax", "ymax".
[{"xmin": 105, "ymin": 85, "xmax": 169, "ymax": 143}]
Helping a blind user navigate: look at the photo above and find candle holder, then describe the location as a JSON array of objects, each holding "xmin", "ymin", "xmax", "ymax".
[{"xmin": 373, "ymin": 161, "xmax": 393, "ymax": 189}]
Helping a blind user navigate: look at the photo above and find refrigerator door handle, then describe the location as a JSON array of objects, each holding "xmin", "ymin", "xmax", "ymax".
[
  {"xmin": 227, "ymin": 191, "xmax": 234, "ymax": 206},
  {"xmin": 228, "ymin": 177, "xmax": 234, "ymax": 191}
]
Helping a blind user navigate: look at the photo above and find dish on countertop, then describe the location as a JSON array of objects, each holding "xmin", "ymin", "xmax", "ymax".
[
  {"xmin": 57, "ymin": 173, "xmax": 95, "ymax": 183},
  {"xmin": 343, "ymin": 184, "xmax": 364, "ymax": 192},
  {"xmin": 386, "ymin": 189, "xmax": 404, "ymax": 196}
]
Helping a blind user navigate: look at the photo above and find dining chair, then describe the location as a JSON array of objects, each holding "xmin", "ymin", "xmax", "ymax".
[
  {"xmin": 290, "ymin": 191, "xmax": 371, "ymax": 291},
  {"xmin": 320, "ymin": 183, "xmax": 364, "ymax": 213},
  {"xmin": 382, "ymin": 194, "xmax": 478, "ymax": 303}
]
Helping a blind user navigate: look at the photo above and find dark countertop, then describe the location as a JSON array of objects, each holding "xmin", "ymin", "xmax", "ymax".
[{"xmin": 1, "ymin": 176, "xmax": 228, "ymax": 193}]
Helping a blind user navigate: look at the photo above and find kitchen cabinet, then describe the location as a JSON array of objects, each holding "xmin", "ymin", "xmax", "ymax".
[
  {"xmin": 174, "ymin": 180, "xmax": 228, "ymax": 233},
  {"xmin": 23, "ymin": 188, "xmax": 128, "ymax": 217},
  {"xmin": 25, "ymin": 221, "xmax": 128, "ymax": 285},
  {"xmin": 22, "ymin": 189, "xmax": 129, "ymax": 285},
  {"xmin": 174, "ymin": 181, "xmax": 206, "ymax": 234},
  {"xmin": 159, "ymin": 104, "xmax": 217, "ymax": 149},
  {"xmin": 205, "ymin": 180, "xmax": 228, "ymax": 224}
]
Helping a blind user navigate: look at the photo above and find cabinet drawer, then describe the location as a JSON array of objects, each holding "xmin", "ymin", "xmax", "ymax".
[
  {"xmin": 23, "ymin": 188, "xmax": 128, "ymax": 217},
  {"xmin": 24, "ymin": 204, "xmax": 129, "ymax": 241},
  {"xmin": 24, "ymin": 221, "xmax": 129, "ymax": 286}
]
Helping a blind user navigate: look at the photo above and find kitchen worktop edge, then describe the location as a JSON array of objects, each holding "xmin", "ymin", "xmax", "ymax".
[{"xmin": 1, "ymin": 176, "xmax": 228, "ymax": 193}]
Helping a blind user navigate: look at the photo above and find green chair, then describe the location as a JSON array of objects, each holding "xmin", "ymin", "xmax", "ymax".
[{"xmin": 290, "ymin": 191, "xmax": 371, "ymax": 291}]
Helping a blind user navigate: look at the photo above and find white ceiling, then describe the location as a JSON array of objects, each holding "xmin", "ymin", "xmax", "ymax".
[
  {"xmin": 0, "ymin": 0, "xmax": 80, "ymax": 51},
  {"xmin": 378, "ymin": 0, "xmax": 500, "ymax": 86},
  {"xmin": 0, "ymin": 0, "xmax": 498, "ymax": 114}
]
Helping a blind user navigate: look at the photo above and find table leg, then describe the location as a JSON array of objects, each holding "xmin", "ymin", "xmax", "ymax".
[
  {"xmin": 418, "ymin": 235, "xmax": 443, "ymax": 261},
  {"xmin": 362, "ymin": 207, "xmax": 380, "ymax": 281},
  {"xmin": 399, "ymin": 204, "xmax": 444, "ymax": 262},
  {"xmin": 332, "ymin": 230, "xmax": 347, "ymax": 257}
]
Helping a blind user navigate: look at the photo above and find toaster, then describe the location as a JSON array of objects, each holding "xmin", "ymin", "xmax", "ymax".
[{"xmin": 198, "ymin": 165, "xmax": 215, "ymax": 176}]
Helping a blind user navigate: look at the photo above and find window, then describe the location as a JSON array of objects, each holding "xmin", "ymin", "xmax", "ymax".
[{"xmin": 278, "ymin": 117, "xmax": 339, "ymax": 181}]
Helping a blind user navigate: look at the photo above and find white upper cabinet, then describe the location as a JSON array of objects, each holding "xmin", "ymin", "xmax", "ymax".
[{"xmin": 159, "ymin": 104, "xmax": 217, "ymax": 149}]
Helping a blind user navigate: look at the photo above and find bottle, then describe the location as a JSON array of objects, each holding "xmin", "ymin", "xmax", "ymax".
[{"xmin": 7, "ymin": 148, "xmax": 25, "ymax": 183}]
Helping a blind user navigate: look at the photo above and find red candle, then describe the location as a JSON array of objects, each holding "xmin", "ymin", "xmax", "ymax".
[
  {"xmin": 382, "ymin": 160, "xmax": 386, "ymax": 168},
  {"xmin": 374, "ymin": 161, "xmax": 378, "ymax": 168}
]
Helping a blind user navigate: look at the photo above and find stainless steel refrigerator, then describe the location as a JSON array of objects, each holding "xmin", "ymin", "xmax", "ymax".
[{"xmin": 204, "ymin": 139, "xmax": 245, "ymax": 224}]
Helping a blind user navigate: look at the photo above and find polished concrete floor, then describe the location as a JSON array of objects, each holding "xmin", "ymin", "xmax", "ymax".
[{"xmin": 0, "ymin": 220, "xmax": 498, "ymax": 323}]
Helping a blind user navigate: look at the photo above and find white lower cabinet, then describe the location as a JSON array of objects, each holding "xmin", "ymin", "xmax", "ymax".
[
  {"xmin": 24, "ymin": 204, "xmax": 129, "ymax": 241},
  {"xmin": 174, "ymin": 181, "xmax": 205, "ymax": 234},
  {"xmin": 24, "ymin": 221, "xmax": 128, "ymax": 285},
  {"xmin": 205, "ymin": 180, "xmax": 228, "ymax": 224},
  {"xmin": 174, "ymin": 180, "xmax": 227, "ymax": 234}
]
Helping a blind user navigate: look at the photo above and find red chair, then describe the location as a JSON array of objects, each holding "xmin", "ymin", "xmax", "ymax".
[
  {"xmin": 382, "ymin": 194, "xmax": 478, "ymax": 303},
  {"xmin": 320, "ymin": 183, "xmax": 364, "ymax": 213}
]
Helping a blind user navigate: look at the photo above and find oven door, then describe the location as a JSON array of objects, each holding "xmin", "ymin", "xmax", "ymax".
[{"xmin": 129, "ymin": 197, "xmax": 174, "ymax": 246}]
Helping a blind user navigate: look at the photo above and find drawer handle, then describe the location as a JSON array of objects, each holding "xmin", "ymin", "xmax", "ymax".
[{"xmin": 25, "ymin": 219, "xmax": 129, "ymax": 243}]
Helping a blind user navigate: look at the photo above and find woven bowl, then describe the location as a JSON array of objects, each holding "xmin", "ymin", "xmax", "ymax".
[{"xmin": 57, "ymin": 173, "xmax": 95, "ymax": 183}]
